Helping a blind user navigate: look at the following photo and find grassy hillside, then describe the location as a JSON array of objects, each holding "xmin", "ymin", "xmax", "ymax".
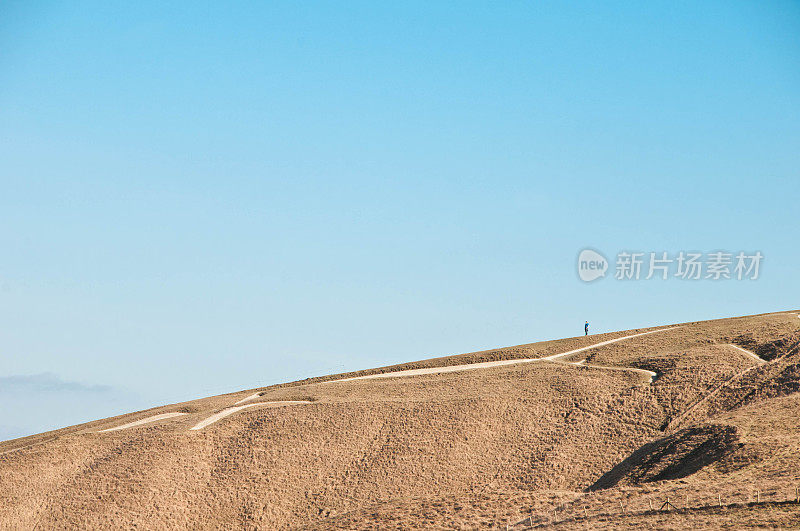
[{"xmin": 1, "ymin": 311, "xmax": 799, "ymax": 529}]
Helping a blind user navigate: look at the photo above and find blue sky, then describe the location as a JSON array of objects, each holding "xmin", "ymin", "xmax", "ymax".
[{"xmin": 1, "ymin": 1, "xmax": 799, "ymax": 440}]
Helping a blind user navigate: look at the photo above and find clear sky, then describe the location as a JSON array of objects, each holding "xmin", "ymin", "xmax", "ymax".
[{"xmin": 1, "ymin": 1, "xmax": 799, "ymax": 439}]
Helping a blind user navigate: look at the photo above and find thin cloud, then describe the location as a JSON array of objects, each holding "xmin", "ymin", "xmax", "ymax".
[
  {"xmin": 0, "ymin": 373, "xmax": 114, "ymax": 394},
  {"xmin": 0, "ymin": 373, "xmax": 146, "ymax": 441}
]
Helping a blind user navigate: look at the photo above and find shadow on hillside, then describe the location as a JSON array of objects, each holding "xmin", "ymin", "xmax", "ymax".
[{"xmin": 589, "ymin": 425, "xmax": 739, "ymax": 491}]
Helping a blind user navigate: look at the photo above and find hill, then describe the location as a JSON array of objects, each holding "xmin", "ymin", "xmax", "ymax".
[{"xmin": 1, "ymin": 311, "xmax": 799, "ymax": 529}]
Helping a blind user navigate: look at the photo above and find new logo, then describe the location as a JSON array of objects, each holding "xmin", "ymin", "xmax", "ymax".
[{"xmin": 577, "ymin": 249, "xmax": 608, "ymax": 282}]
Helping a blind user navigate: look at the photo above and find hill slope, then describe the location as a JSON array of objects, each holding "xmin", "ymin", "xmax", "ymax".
[{"xmin": 1, "ymin": 311, "xmax": 799, "ymax": 529}]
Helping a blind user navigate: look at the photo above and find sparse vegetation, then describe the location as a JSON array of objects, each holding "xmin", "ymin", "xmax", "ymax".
[{"xmin": 0, "ymin": 311, "xmax": 798, "ymax": 528}]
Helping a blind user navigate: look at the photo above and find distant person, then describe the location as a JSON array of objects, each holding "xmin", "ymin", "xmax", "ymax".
[{"xmin": 585, "ymin": 321, "xmax": 589, "ymax": 336}]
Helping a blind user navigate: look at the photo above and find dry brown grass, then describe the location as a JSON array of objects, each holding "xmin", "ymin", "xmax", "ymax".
[{"xmin": 0, "ymin": 311, "xmax": 798, "ymax": 529}]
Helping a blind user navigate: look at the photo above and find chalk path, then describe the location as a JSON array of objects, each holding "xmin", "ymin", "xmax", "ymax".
[
  {"xmin": 101, "ymin": 327, "xmax": 682, "ymax": 434},
  {"xmin": 321, "ymin": 327, "xmax": 681, "ymax": 384},
  {"xmin": 99, "ymin": 412, "xmax": 187, "ymax": 433},
  {"xmin": 189, "ymin": 401, "xmax": 313, "ymax": 431},
  {"xmin": 5, "ymin": 320, "xmax": 791, "ymax": 448},
  {"xmin": 728, "ymin": 344, "xmax": 766, "ymax": 364},
  {"xmin": 234, "ymin": 392, "xmax": 263, "ymax": 405},
  {"xmin": 555, "ymin": 359, "xmax": 658, "ymax": 383}
]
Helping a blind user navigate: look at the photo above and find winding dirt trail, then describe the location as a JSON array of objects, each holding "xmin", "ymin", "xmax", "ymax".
[
  {"xmin": 554, "ymin": 359, "xmax": 658, "ymax": 383},
  {"xmin": 98, "ymin": 412, "xmax": 187, "ymax": 433},
  {"xmin": 189, "ymin": 401, "xmax": 313, "ymax": 431},
  {"xmin": 540, "ymin": 327, "xmax": 683, "ymax": 362},
  {"xmin": 187, "ymin": 327, "xmax": 680, "ymax": 433},
  {"xmin": 234, "ymin": 392, "xmax": 263, "ymax": 405},
  {"xmin": 324, "ymin": 327, "xmax": 681, "ymax": 384},
  {"xmin": 728, "ymin": 344, "xmax": 766, "ymax": 364},
  {"xmin": 98, "ymin": 326, "xmax": 683, "ymax": 434}
]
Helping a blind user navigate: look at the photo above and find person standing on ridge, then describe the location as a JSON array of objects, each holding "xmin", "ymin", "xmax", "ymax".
[{"xmin": 585, "ymin": 321, "xmax": 589, "ymax": 336}]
